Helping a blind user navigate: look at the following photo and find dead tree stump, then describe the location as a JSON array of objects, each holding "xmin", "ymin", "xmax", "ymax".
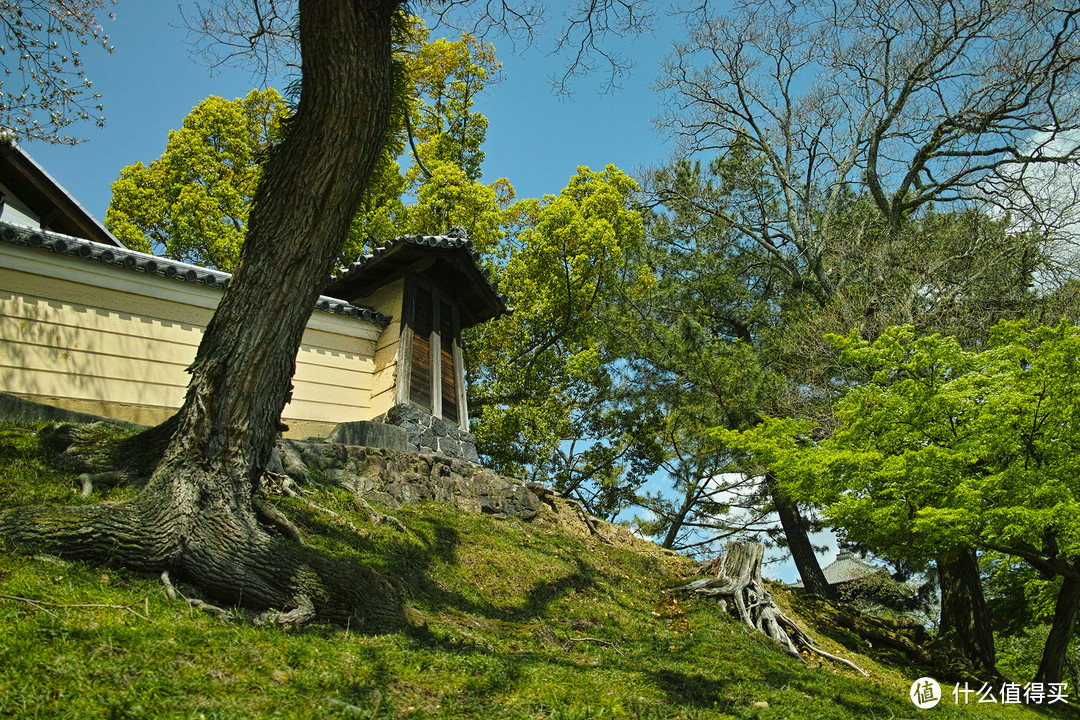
[{"xmin": 683, "ymin": 541, "xmax": 868, "ymax": 676}]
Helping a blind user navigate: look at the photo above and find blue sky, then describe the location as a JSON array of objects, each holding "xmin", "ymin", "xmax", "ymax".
[{"xmin": 26, "ymin": 3, "xmax": 681, "ymax": 221}]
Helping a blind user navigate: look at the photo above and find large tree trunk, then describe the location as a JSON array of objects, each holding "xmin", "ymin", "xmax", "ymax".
[
  {"xmin": 1, "ymin": 0, "xmax": 405, "ymax": 623},
  {"xmin": 767, "ymin": 474, "xmax": 835, "ymax": 600},
  {"xmin": 938, "ymin": 546, "xmax": 996, "ymax": 674},
  {"xmin": 1035, "ymin": 572, "xmax": 1080, "ymax": 684}
]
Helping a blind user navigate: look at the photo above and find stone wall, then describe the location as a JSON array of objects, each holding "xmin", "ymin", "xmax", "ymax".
[
  {"xmin": 270, "ymin": 436, "xmax": 541, "ymax": 520},
  {"xmin": 374, "ymin": 404, "xmax": 479, "ymax": 463}
]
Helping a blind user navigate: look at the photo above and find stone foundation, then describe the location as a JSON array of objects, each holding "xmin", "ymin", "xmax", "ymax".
[
  {"xmin": 373, "ymin": 404, "xmax": 479, "ymax": 463},
  {"xmin": 270, "ymin": 438, "xmax": 541, "ymax": 520}
]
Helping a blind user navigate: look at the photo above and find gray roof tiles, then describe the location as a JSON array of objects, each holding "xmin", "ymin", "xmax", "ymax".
[
  {"xmin": 328, "ymin": 230, "xmax": 509, "ymax": 325},
  {"xmin": 789, "ymin": 551, "xmax": 890, "ymax": 589},
  {"xmin": 0, "ymin": 220, "xmax": 389, "ymax": 326}
]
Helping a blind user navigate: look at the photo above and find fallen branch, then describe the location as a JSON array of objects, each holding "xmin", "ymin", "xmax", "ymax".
[{"xmin": 0, "ymin": 592, "xmax": 154, "ymax": 624}]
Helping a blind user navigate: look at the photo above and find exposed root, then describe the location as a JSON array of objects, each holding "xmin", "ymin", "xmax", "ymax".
[
  {"xmin": 254, "ymin": 496, "xmax": 305, "ymax": 544},
  {"xmin": 254, "ymin": 594, "xmax": 316, "ymax": 627},
  {"xmin": 2, "ymin": 460, "xmax": 404, "ymax": 631},
  {"xmin": 684, "ymin": 541, "xmax": 868, "ymax": 677},
  {"xmin": 772, "ymin": 606, "xmax": 870, "ymax": 676},
  {"xmin": 352, "ymin": 495, "xmax": 408, "ymax": 532},
  {"xmin": 160, "ymin": 571, "xmax": 234, "ymax": 622},
  {"xmin": 565, "ymin": 496, "xmax": 613, "ymax": 545},
  {"xmin": 77, "ymin": 471, "xmax": 128, "ymax": 497}
]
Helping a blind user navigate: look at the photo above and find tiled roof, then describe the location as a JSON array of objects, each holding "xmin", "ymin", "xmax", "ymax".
[
  {"xmin": 0, "ymin": 220, "xmax": 389, "ymax": 325},
  {"xmin": 1, "ymin": 140, "xmax": 126, "ymax": 248},
  {"xmin": 326, "ymin": 228, "xmax": 509, "ymax": 327},
  {"xmin": 789, "ymin": 551, "xmax": 889, "ymax": 588},
  {"xmin": 337, "ymin": 230, "xmax": 499, "ymax": 289}
]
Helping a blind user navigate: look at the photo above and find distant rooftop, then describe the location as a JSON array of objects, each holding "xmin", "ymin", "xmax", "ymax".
[{"xmin": 789, "ymin": 550, "xmax": 889, "ymax": 589}]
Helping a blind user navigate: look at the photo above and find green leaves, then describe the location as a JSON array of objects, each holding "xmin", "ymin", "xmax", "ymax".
[
  {"xmin": 466, "ymin": 165, "xmax": 648, "ymax": 511},
  {"xmin": 728, "ymin": 320, "xmax": 1080, "ymax": 568},
  {"xmin": 105, "ymin": 89, "xmax": 289, "ymax": 271}
]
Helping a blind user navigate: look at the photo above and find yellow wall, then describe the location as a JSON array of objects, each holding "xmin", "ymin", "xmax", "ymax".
[
  {"xmin": 361, "ymin": 278, "xmax": 404, "ymax": 419},
  {"xmin": 0, "ymin": 243, "xmax": 389, "ymax": 437}
]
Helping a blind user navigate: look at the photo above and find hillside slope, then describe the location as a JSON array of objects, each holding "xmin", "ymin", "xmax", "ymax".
[{"xmin": 0, "ymin": 422, "xmax": 1071, "ymax": 719}]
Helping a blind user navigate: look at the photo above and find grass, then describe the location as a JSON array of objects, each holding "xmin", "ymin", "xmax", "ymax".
[{"xmin": 0, "ymin": 421, "xmax": 1074, "ymax": 719}]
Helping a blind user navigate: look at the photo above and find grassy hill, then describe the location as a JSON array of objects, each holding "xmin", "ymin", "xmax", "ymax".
[{"xmin": 0, "ymin": 421, "xmax": 1072, "ymax": 719}]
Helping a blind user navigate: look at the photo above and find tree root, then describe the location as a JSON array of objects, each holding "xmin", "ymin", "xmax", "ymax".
[
  {"xmin": 0, "ymin": 477, "xmax": 404, "ymax": 630},
  {"xmin": 253, "ymin": 496, "xmax": 305, "ymax": 544},
  {"xmin": 351, "ymin": 495, "xmax": 408, "ymax": 532},
  {"xmin": 160, "ymin": 571, "xmax": 234, "ymax": 621},
  {"xmin": 684, "ymin": 541, "xmax": 868, "ymax": 677},
  {"xmin": 77, "ymin": 471, "xmax": 131, "ymax": 497},
  {"xmin": 267, "ymin": 469, "xmax": 408, "ymax": 535},
  {"xmin": 254, "ymin": 594, "xmax": 316, "ymax": 627},
  {"xmin": 565, "ymin": 496, "xmax": 613, "ymax": 545}
]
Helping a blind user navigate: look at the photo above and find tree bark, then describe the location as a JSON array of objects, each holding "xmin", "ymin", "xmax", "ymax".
[
  {"xmin": 684, "ymin": 541, "xmax": 867, "ymax": 675},
  {"xmin": 1035, "ymin": 572, "xmax": 1080, "ymax": 684},
  {"xmin": 768, "ymin": 474, "xmax": 835, "ymax": 600},
  {"xmin": 0, "ymin": 0, "xmax": 406, "ymax": 623},
  {"xmin": 937, "ymin": 546, "xmax": 996, "ymax": 674}
]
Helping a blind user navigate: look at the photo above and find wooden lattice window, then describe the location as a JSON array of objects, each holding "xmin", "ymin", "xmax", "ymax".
[{"xmin": 399, "ymin": 279, "xmax": 467, "ymax": 428}]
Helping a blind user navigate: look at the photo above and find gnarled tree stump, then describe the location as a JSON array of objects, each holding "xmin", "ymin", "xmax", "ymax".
[{"xmin": 684, "ymin": 541, "xmax": 867, "ymax": 676}]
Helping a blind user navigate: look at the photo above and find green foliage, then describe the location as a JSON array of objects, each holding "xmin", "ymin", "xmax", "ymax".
[
  {"xmin": 466, "ymin": 165, "xmax": 650, "ymax": 514},
  {"xmin": 105, "ymin": 19, "xmax": 507, "ymax": 269},
  {"xmin": 0, "ymin": 421, "xmax": 1055, "ymax": 720},
  {"xmin": 105, "ymin": 89, "xmax": 289, "ymax": 270},
  {"xmin": 391, "ymin": 18, "xmax": 512, "ymax": 251},
  {"xmin": 402, "ymin": 19, "xmax": 502, "ymax": 182},
  {"xmin": 400, "ymin": 160, "xmax": 512, "ymax": 252},
  {"xmin": 723, "ymin": 321, "xmax": 1080, "ymax": 567},
  {"xmin": 637, "ymin": 146, "xmax": 1072, "ymax": 553}
]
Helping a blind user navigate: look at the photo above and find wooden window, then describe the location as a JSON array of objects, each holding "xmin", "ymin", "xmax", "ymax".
[
  {"xmin": 399, "ymin": 279, "xmax": 467, "ymax": 428},
  {"xmin": 409, "ymin": 285, "xmax": 434, "ymax": 409},
  {"xmin": 439, "ymin": 300, "xmax": 458, "ymax": 423}
]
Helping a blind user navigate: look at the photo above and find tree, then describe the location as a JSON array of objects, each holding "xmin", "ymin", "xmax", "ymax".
[
  {"xmin": 641, "ymin": 0, "xmax": 1080, "ymax": 603},
  {"xmin": 721, "ymin": 322, "xmax": 1080, "ymax": 682},
  {"xmin": 0, "ymin": 0, "xmax": 654, "ymax": 624},
  {"xmin": 104, "ymin": 19, "xmax": 506, "ymax": 269},
  {"xmin": 402, "ymin": 18, "xmax": 501, "ymax": 182},
  {"xmin": 466, "ymin": 164, "xmax": 652, "ymax": 517},
  {"xmin": 0, "ymin": 0, "xmax": 114, "ymax": 144},
  {"xmin": 659, "ymin": 0, "xmax": 1080, "ymax": 248},
  {"xmin": 105, "ymin": 89, "xmax": 289, "ymax": 271}
]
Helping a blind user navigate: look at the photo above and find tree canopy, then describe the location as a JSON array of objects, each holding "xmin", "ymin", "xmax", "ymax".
[
  {"xmin": 105, "ymin": 89, "xmax": 289, "ymax": 270},
  {"xmin": 719, "ymin": 321, "xmax": 1080, "ymax": 682}
]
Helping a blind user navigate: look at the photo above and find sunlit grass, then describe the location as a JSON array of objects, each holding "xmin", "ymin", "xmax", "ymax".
[{"xmin": 0, "ymin": 421, "xmax": 1070, "ymax": 719}]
